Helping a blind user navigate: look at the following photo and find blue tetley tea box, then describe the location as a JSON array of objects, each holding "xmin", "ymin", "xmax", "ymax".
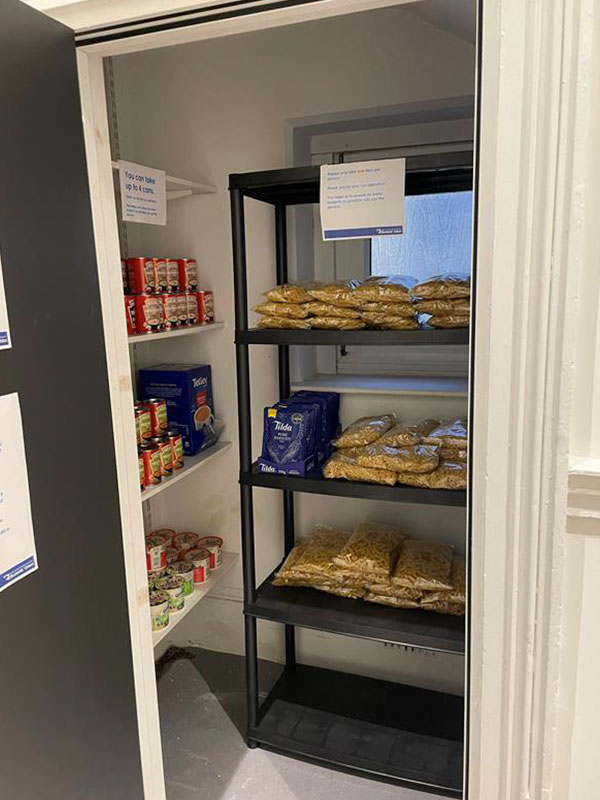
[{"xmin": 139, "ymin": 364, "xmax": 216, "ymax": 455}]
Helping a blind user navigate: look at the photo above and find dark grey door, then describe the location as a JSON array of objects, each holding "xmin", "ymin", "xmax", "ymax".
[{"xmin": 0, "ymin": 3, "xmax": 145, "ymax": 799}]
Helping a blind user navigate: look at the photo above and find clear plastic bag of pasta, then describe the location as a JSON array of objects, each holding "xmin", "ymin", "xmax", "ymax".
[
  {"xmin": 364, "ymin": 592, "xmax": 421, "ymax": 609},
  {"xmin": 411, "ymin": 274, "xmax": 470, "ymax": 299},
  {"xmin": 420, "ymin": 599, "xmax": 465, "ymax": 616},
  {"xmin": 367, "ymin": 582, "xmax": 423, "ymax": 602},
  {"xmin": 263, "ymin": 283, "xmax": 314, "ymax": 304},
  {"xmin": 415, "ymin": 298, "xmax": 470, "ymax": 315},
  {"xmin": 440, "ymin": 445, "xmax": 468, "ymax": 463},
  {"xmin": 322, "ymin": 452, "xmax": 397, "ymax": 486},
  {"xmin": 379, "ymin": 419, "xmax": 440, "ymax": 447},
  {"xmin": 354, "ymin": 443, "xmax": 440, "ymax": 474},
  {"xmin": 314, "ymin": 584, "xmax": 365, "ymax": 600},
  {"xmin": 360, "ymin": 312, "xmax": 418, "ymax": 330},
  {"xmin": 358, "ymin": 301, "xmax": 415, "ymax": 317},
  {"xmin": 310, "ymin": 316, "xmax": 365, "ymax": 330},
  {"xmin": 254, "ymin": 301, "xmax": 310, "ymax": 319},
  {"xmin": 334, "ymin": 413, "xmax": 397, "ymax": 448},
  {"xmin": 306, "ymin": 282, "xmax": 361, "ymax": 307},
  {"xmin": 333, "ymin": 521, "xmax": 404, "ymax": 577},
  {"xmin": 392, "ymin": 540, "xmax": 454, "ymax": 591},
  {"xmin": 428, "ymin": 314, "xmax": 470, "ymax": 329},
  {"xmin": 285, "ymin": 525, "xmax": 350, "ymax": 580},
  {"xmin": 352, "ymin": 275, "xmax": 415, "ymax": 303},
  {"xmin": 305, "ymin": 302, "xmax": 361, "ymax": 319},
  {"xmin": 257, "ymin": 315, "xmax": 311, "ymax": 330},
  {"xmin": 421, "ymin": 555, "xmax": 466, "ymax": 605},
  {"xmin": 397, "ymin": 461, "xmax": 467, "ymax": 490},
  {"xmin": 422, "ymin": 419, "xmax": 468, "ymax": 449}
]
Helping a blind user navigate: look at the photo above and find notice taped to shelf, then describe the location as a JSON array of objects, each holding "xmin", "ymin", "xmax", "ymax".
[
  {"xmin": 0, "ymin": 248, "xmax": 11, "ymax": 350},
  {"xmin": 0, "ymin": 393, "xmax": 37, "ymax": 593},
  {"xmin": 119, "ymin": 160, "xmax": 166, "ymax": 226},
  {"xmin": 320, "ymin": 159, "xmax": 405, "ymax": 240}
]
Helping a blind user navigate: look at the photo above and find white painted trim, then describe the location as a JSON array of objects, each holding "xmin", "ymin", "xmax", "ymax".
[{"xmin": 76, "ymin": 51, "xmax": 166, "ymax": 800}]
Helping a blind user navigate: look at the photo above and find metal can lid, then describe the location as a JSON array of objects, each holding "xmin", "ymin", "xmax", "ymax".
[
  {"xmin": 197, "ymin": 535, "xmax": 223, "ymax": 548},
  {"xmin": 185, "ymin": 548, "xmax": 211, "ymax": 562},
  {"xmin": 139, "ymin": 442, "xmax": 159, "ymax": 452},
  {"xmin": 144, "ymin": 397, "xmax": 165, "ymax": 404},
  {"xmin": 149, "ymin": 590, "xmax": 170, "ymax": 606}
]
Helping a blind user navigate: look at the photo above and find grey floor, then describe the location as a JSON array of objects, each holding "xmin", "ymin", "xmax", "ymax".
[{"xmin": 157, "ymin": 648, "xmax": 433, "ymax": 800}]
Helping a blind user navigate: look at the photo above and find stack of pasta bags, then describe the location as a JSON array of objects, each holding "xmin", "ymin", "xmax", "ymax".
[
  {"xmin": 273, "ymin": 522, "xmax": 465, "ymax": 616},
  {"xmin": 322, "ymin": 414, "xmax": 468, "ymax": 490},
  {"xmin": 411, "ymin": 273, "xmax": 470, "ymax": 328},
  {"xmin": 253, "ymin": 276, "xmax": 418, "ymax": 330}
]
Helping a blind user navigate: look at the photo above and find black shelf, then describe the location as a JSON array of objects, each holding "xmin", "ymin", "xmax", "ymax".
[
  {"xmin": 242, "ymin": 463, "xmax": 467, "ymax": 507},
  {"xmin": 252, "ymin": 664, "xmax": 463, "ymax": 797},
  {"xmin": 247, "ymin": 569, "xmax": 465, "ymax": 653},
  {"xmin": 237, "ymin": 328, "xmax": 469, "ymax": 346}
]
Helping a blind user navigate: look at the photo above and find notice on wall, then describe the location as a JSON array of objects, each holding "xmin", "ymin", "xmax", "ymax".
[
  {"xmin": 0, "ymin": 249, "xmax": 11, "ymax": 350},
  {"xmin": 119, "ymin": 160, "xmax": 166, "ymax": 226},
  {"xmin": 0, "ymin": 393, "xmax": 38, "ymax": 593},
  {"xmin": 320, "ymin": 159, "xmax": 405, "ymax": 240}
]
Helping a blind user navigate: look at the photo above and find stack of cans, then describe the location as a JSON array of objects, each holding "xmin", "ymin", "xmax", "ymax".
[{"xmin": 134, "ymin": 398, "xmax": 185, "ymax": 490}]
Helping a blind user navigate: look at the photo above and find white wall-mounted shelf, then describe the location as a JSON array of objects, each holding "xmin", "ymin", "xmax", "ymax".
[
  {"xmin": 111, "ymin": 161, "xmax": 216, "ymax": 199},
  {"xmin": 128, "ymin": 321, "xmax": 224, "ymax": 345},
  {"xmin": 142, "ymin": 441, "xmax": 232, "ymax": 502},
  {"xmin": 152, "ymin": 551, "xmax": 239, "ymax": 647},
  {"xmin": 291, "ymin": 373, "xmax": 469, "ymax": 397}
]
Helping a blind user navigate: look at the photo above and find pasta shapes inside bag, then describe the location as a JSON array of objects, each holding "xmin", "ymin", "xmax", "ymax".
[{"xmin": 334, "ymin": 414, "xmax": 397, "ymax": 448}]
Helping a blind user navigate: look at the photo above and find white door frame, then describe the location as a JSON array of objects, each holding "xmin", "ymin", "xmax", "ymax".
[{"xmin": 74, "ymin": 0, "xmax": 590, "ymax": 797}]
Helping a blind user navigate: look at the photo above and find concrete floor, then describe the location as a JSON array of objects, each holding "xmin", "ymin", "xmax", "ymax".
[{"xmin": 157, "ymin": 648, "xmax": 433, "ymax": 800}]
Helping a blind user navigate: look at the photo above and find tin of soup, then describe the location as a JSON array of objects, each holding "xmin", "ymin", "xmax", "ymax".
[
  {"xmin": 161, "ymin": 293, "xmax": 180, "ymax": 330},
  {"xmin": 138, "ymin": 451, "xmax": 145, "ymax": 491},
  {"xmin": 153, "ymin": 258, "xmax": 168, "ymax": 293},
  {"xmin": 184, "ymin": 548, "xmax": 211, "ymax": 585},
  {"xmin": 166, "ymin": 430, "xmax": 184, "ymax": 469},
  {"xmin": 124, "ymin": 295, "xmax": 136, "ymax": 334},
  {"xmin": 135, "ymin": 404, "xmax": 152, "ymax": 444},
  {"xmin": 128, "ymin": 257, "xmax": 155, "ymax": 294},
  {"xmin": 177, "ymin": 258, "xmax": 198, "ymax": 291},
  {"xmin": 134, "ymin": 294, "xmax": 163, "ymax": 333},
  {"xmin": 167, "ymin": 561, "xmax": 195, "ymax": 596},
  {"xmin": 197, "ymin": 290, "xmax": 214, "ymax": 324},
  {"xmin": 149, "ymin": 590, "xmax": 170, "ymax": 631},
  {"xmin": 140, "ymin": 443, "xmax": 161, "ymax": 486},
  {"xmin": 144, "ymin": 398, "xmax": 168, "ymax": 435},
  {"xmin": 176, "ymin": 293, "xmax": 189, "ymax": 327},
  {"xmin": 166, "ymin": 258, "xmax": 180, "ymax": 292},
  {"xmin": 151, "ymin": 435, "xmax": 173, "ymax": 476},
  {"xmin": 197, "ymin": 535, "xmax": 223, "ymax": 569},
  {"xmin": 185, "ymin": 291, "xmax": 199, "ymax": 325},
  {"xmin": 155, "ymin": 575, "xmax": 185, "ymax": 612}
]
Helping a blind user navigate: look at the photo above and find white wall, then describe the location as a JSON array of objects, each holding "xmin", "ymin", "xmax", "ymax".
[{"xmin": 114, "ymin": 4, "xmax": 475, "ymax": 692}]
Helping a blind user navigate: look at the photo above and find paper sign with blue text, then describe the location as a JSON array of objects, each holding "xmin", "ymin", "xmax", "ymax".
[
  {"xmin": 0, "ymin": 248, "xmax": 11, "ymax": 350},
  {"xmin": 320, "ymin": 159, "xmax": 405, "ymax": 240},
  {"xmin": 0, "ymin": 393, "xmax": 38, "ymax": 593},
  {"xmin": 119, "ymin": 160, "xmax": 166, "ymax": 225}
]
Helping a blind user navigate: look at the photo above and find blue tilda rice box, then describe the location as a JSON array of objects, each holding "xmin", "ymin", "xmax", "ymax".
[
  {"xmin": 139, "ymin": 363, "xmax": 218, "ymax": 455},
  {"xmin": 258, "ymin": 402, "xmax": 320, "ymax": 476}
]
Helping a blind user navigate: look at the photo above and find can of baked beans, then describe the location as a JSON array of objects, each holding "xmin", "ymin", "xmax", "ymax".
[
  {"xmin": 166, "ymin": 259, "xmax": 180, "ymax": 292},
  {"xmin": 151, "ymin": 435, "xmax": 173, "ymax": 476},
  {"xmin": 177, "ymin": 258, "xmax": 198, "ymax": 292},
  {"xmin": 140, "ymin": 442, "xmax": 162, "ymax": 486},
  {"xmin": 139, "ymin": 451, "xmax": 145, "ymax": 491},
  {"xmin": 146, "ymin": 533, "xmax": 167, "ymax": 572},
  {"xmin": 134, "ymin": 404, "xmax": 152, "ymax": 443},
  {"xmin": 185, "ymin": 292, "xmax": 199, "ymax": 325},
  {"xmin": 184, "ymin": 548, "xmax": 211, "ymax": 585},
  {"xmin": 197, "ymin": 535, "xmax": 223, "ymax": 569},
  {"xmin": 153, "ymin": 258, "xmax": 168, "ymax": 293},
  {"xmin": 122, "ymin": 259, "xmax": 129, "ymax": 293},
  {"xmin": 166, "ymin": 430, "xmax": 184, "ymax": 469},
  {"xmin": 128, "ymin": 257, "xmax": 155, "ymax": 294},
  {"xmin": 197, "ymin": 290, "xmax": 214, "ymax": 324},
  {"xmin": 161, "ymin": 293, "xmax": 180, "ymax": 330},
  {"xmin": 124, "ymin": 295, "xmax": 136, "ymax": 335},
  {"xmin": 134, "ymin": 294, "xmax": 163, "ymax": 333},
  {"xmin": 143, "ymin": 398, "xmax": 168, "ymax": 435}
]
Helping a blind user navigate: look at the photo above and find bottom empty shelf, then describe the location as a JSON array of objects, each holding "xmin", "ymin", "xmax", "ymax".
[{"xmin": 251, "ymin": 664, "xmax": 464, "ymax": 797}]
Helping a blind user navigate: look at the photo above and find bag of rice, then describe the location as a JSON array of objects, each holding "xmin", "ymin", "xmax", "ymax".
[
  {"xmin": 354, "ymin": 443, "xmax": 440, "ymax": 474},
  {"xmin": 422, "ymin": 419, "xmax": 468, "ymax": 449},
  {"xmin": 421, "ymin": 555, "xmax": 466, "ymax": 605},
  {"xmin": 428, "ymin": 314, "xmax": 470, "ymax": 329},
  {"xmin": 264, "ymin": 284, "xmax": 314, "ymax": 304},
  {"xmin": 440, "ymin": 446, "xmax": 468, "ymax": 462},
  {"xmin": 257, "ymin": 315, "xmax": 311, "ymax": 330},
  {"xmin": 360, "ymin": 312, "xmax": 419, "ymax": 330},
  {"xmin": 392, "ymin": 540, "xmax": 454, "ymax": 590},
  {"xmin": 254, "ymin": 301, "xmax": 310, "ymax": 318},
  {"xmin": 358, "ymin": 301, "xmax": 416, "ymax": 317},
  {"xmin": 334, "ymin": 414, "xmax": 396, "ymax": 448},
  {"xmin": 305, "ymin": 302, "xmax": 361, "ymax": 319},
  {"xmin": 352, "ymin": 276, "xmax": 415, "ymax": 303},
  {"xmin": 411, "ymin": 274, "xmax": 470, "ymax": 299},
  {"xmin": 379, "ymin": 419, "xmax": 440, "ymax": 447},
  {"xmin": 397, "ymin": 461, "xmax": 467, "ymax": 490},
  {"xmin": 310, "ymin": 317, "xmax": 365, "ymax": 330},
  {"xmin": 333, "ymin": 521, "xmax": 405, "ymax": 577},
  {"xmin": 414, "ymin": 298, "xmax": 470, "ymax": 315},
  {"xmin": 364, "ymin": 592, "xmax": 421, "ymax": 609},
  {"xmin": 322, "ymin": 452, "xmax": 397, "ymax": 486}
]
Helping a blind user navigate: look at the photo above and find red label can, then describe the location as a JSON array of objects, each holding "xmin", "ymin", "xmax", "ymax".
[
  {"xmin": 177, "ymin": 258, "xmax": 198, "ymax": 292},
  {"xmin": 134, "ymin": 404, "xmax": 152, "ymax": 444},
  {"xmin": 134, "ymin": 294, "xmax": 164, "ymax": 333},
  {"xmin": 140, "ymin": 443, "xmax": 162, "ymax": 486},
  {"xmin": 124, "ymin": 295, "xmax": 136, "ymax": 334},
  {"xmin": 186, "ymin": 292, "xmax": 199, "ymax": 324},
  {"xmin": 176, "ymin": 293, "xmax": 189, "ymax": 326},
  {"xmin": 166, "ymin": 259, "xmax": 180, "ymax": 292},
  {"xmin": 128, "ymin": 257, "xmax": 155, "ymax": 294},
  {"xmin": 161, "ymin": 293, "xmax": 180, "ymax": 330},
  {"xmin": 184, "ymin": 548, "xmax": 211, "ymax": 584},
  {"xmin": 197, "ymin": 290, "xmax": 215, "ymax": 324},
  {"xmin": 153, "ymin": 258, "xmax": 168, "ymax": 293},
  {"xmin": 167, "ymin": 430, "xmax": 184, "ymax": 469},
  {"xmin": 151, "ymin": 435, "xmax": 174, "ymax": 476},
  {"xmin": 144, "ymin": 398, "xmax": 168, "ymax": 435},
  {"xmin": 121, "ymin": 259, "xmax": 129, "ymax": 293},
  {"xmin": 138, "ymin": 452, "xmax": 145, "ymax": 491}
]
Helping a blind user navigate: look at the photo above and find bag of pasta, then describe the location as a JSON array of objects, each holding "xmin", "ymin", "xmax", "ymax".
[
  {"xmin": 378, "ymin": 419, "xmax": 439, "ymax": 447},
  {"xmin": 263, "ymin": 283, "xmax": 314, "ymax": 304},
  {"xmin": 367, "ymin": 583, "xmax": 423, "ymax": 602},
  {"xmin": 322, "ymin": 452, "xmax": 397, "ymax": 486},
  {"xmin": 427, "ymin": 314, "xmax": 470, "ymax": 329},
  {"xmin": 358, "ymin": 301, "xmax": 415, "ymax": 317},
  {"xmin": 392, "ymin": 539, "xmax": 454, "ymax": 591},
  {"xmin": 422, "ymin": 419, "xmax": 468, "ymax": 449},
  {"xmin": 397, "ymin": 461, "xmax": 467, "ymax": 490},
  {"xmin": 411, "ymin": 274, "xmax": 470, "ymax": 300},
  {"xmin": 306, "ymin": 282, "xmax": 361, "ymax": 307},
  {"xmin": 286, "ymin": 526, "xmax": 351, "ymax": 581},
  {"xmin": 364, "ymin": 592, "xmax": 421, "ymax": 609},
  {"xmin": 257, "ymin": 315, "xmax": 312, "ymax": 330},
  {"xmin": 421, "ymin": 555, "xmax": 466, "ymax": 605},
  {"xmin": 359, "ymin": 312, "xmax": 418, "ymax": 330},
  {"xmin": 273, "ymin": 540, "xmax": 310, "ymax": 585},
  {"xmin": 254, "ymin": 301, "xmax": 310, "ymax": 319},
  {"xmin": 414, "ymin": 298, "xmax": 470, "ymax": 315},
  {"xmin": 334, "ymin": 414, "xmax": 396, "ymax": 448},
  {"xmin": 420, "ymin": 599, "xmax": 465, "ymax": 615},
  {"xmin": 352, "ymin": 275, "xmax": 415, "ymax": 303},
  {"xmin": 305, "ymin": 302, "xmax": 361, "ymax": 319},
  {"xmin": 354, "ymin": 443, "xmax": 439, "ymax": 474},
  {"xmin": 314, "ymin": 584, "xmax": 366, "ymax": 600},
  {"xmin": 333, "ymin": 521, "xmax": 405, "ymax": 577},
  {"xmin": 310, "ymin": 317, "xmax": 365, "ymax": 330}
]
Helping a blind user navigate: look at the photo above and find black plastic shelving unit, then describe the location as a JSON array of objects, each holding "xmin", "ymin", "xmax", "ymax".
[{"xmin": 230, "ymin": 165, "xmax": 468, "ymax": 796}]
